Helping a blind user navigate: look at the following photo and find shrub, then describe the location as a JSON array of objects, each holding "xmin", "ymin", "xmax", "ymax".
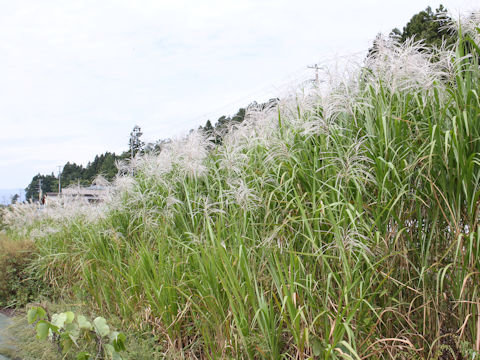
[{"xmin": 0, "ymin": 235, "xmax": 50, "ymax": 308}]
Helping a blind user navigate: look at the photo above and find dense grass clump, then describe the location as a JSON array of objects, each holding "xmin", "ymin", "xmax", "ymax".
[
  {"xmin": 0, "ymin": 235, "xmax": 50, "ymax": 308},
  {"xmin": 4, "ymin": 12, "xmax": 480, "ymax": 359}
]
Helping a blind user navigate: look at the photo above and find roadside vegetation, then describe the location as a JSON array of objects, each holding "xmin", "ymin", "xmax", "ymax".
[
  {"xmin": 0, "ymin": 234, "xmax": 49, "ymax": 309},
  {"xmin": 2, "ymin": 9, "xmax": 480, "ymax": 360}
]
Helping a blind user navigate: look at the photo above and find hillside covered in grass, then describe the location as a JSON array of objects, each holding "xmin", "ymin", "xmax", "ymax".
[{"xmin": 3, "ymin": 10, "xmax": 480, "ymax": 360}]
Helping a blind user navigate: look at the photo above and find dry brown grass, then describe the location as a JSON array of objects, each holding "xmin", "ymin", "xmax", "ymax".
[{"xmin": 0, "ymin": 235, "xmax": 45, "ymax": 308}]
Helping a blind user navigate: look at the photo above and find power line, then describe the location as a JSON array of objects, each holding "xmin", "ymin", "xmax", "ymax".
[
  {"xmin": 149, "ymin": 50, "xmax": 367, "ymax": 138},
  {"xmin": 192, "ymin": 51, "xmax": 365, "ymax": 121}
]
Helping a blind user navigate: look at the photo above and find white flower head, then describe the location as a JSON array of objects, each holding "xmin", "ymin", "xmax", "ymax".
[
  {"xmin": 224, "ymin": 178, "xmax": 260, "ymax": 212},
  {"xmin": 365, "ymin": 36, "xmax": 447, "ymax": 93}
]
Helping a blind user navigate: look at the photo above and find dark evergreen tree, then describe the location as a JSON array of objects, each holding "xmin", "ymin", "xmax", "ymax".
[
  {"xmin": 25, "ymin": 174, "xmax": 58, "ymax": 201},
  {"xmin": 391, "ymin": 5, "xmax": 455, "ymax": 48},
  {"xmin": 61, "ymin": 162, "xmax": 86, "ymax": 187},
  {"xmin": 10, "ymin": 194, "xmax": 20, "ymax": 204},
  {"xmin": 203, "ymin": 120, "xmax": 214, "ymax": 135},
  {"xmin": 129, "ymin": 125, "xmax": 144, "ymax": 157},
  {"xmin": 97, "ymin": 152, "xmax": 118, "ymax": 180}
]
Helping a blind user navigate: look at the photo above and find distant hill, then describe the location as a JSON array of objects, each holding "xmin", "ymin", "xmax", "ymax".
[{"xmin": 0, "ymin": 189, "xmax": 24, "ymax": 205}]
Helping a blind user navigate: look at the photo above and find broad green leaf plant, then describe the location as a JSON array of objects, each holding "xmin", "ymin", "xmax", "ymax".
[{"xmin": 27, "ymin": 306, "xmax": 126, "ymax": 360}]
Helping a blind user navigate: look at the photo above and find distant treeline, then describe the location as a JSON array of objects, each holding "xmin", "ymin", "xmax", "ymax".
[
  {"xmin": 24, "ymin": 105, "xmax": 252, "ymax": 201},
  {"xmin": 25, "ymin": 152, "xmax": 120, "ymax": 201},
  {"xmin": 24, "ymin": 5, "xmax": 455, "ymax": 201}
]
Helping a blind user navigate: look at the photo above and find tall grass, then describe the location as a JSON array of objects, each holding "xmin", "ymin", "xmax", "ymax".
[{"xmin": 3, "ymin": 12, "xmax": 480, "ymax": 359}]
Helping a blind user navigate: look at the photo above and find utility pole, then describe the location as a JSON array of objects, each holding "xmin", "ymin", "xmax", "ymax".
[
  {"xmin": 130, "ymin": 134, "xmax": 134, "ymax": 160},
  {"xmin": 129, "ymin": 125, "xmax": 143, "ymax": 176},
  {"xmin": 130, "ymin": 125, "xmax": 143, "ymax": 159},
  {"xmin": 307, "ymin": 64, "xmax": 321, "ymax": 86},
  {"xmin": 38, "ymin": 178, "xmax": 43, "ymax": 203},
  {"xmin": 57, "ymin": 165, "xmax": 62, "ymax": 194},
  {"xmin": 130, "ymin": 128, "xmax": 135, "ymax": 176}
]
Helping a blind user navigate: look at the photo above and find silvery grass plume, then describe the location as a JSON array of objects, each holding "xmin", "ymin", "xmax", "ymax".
[
  {"xmin": 113, "ymin": 154, "xmax": 172, "ymax": 204},
  {"xmin": 224, "ymin": 178, "xmax": 260, "ymax": 212},
  {"xmin": 192, "ymin": 195, "xmax": 225, "ymax": 221},
  {"xmin": 365, "ymin": 36, "xmax": 448, "ymax": 93},
  {"xmin": 2, "ymin": 195, "xmax": 105, "ymax": 238},
  {"xmin": 277, "ymin": 92, "xmax": 315, "ymax": 135},
  {"xmin": 218, "ymin": 112, "xmax": 272, "ymax": 176},
  {"xmin": 102, "ymin": 175, "xmax": 137, "ymax": 211},
  {"xmin": 449, "ymin": 10, "xmax": 480, "ymax": 46},
  {"xmin": 219, "ymin": 96, "xmax": 304, "ymax": 174},
  {"xmin": 323, "ymin": 133, "xmax": 375, "ymax": 192},
  {"xmin": 335, "ymin": 220, "xmax": 372, "ymax": 255},
  {"xmin": 221, "ymin": 100, "xmax": 280, "ymax": 154},
  {"xmin": 217, "ymin": 58, "xmax": 364, "ymax": 174},
  {"xmin": 252, "ymin": 55, "xmax": 362, "ymax": 143},
  {"xmin": 117, "ymin": 130, "xmax": 211, "ymax": 181},
  {"xmin": 315, "ymin": 54, "xmax": 364, "ymax": 126},
  {"xmin": 2, "ymin": 202, "xmax": 39, "ymax": 235},
  {"xmin": 157, "ymin": 130, "xmax": 212, "ymax": 179},
  {"xmin": 107, "ymin": 171, "xmax": 181, "ymax": 223},
  {"xmin": 106, "ymin": 131, "xmax": 209, "ymax": 218},
  {"xmin": 288, "ymin": 89, "xmax": 345, "ymax": 139}
]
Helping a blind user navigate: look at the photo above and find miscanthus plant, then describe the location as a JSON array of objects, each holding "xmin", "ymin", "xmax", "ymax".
[{"xmin": 4, "ymin": 12, "xmax": 480, "ymax": 359}]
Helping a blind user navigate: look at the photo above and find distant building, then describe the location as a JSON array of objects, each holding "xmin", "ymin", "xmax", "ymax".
[{"xmin": 45, "ymin": 185, "xmax": 106, "ymax": 203}]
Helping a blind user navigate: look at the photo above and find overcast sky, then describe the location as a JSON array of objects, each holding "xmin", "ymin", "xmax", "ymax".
[{"xmin": 0, "ymin": 0, "xmax": 475, "ymax": 192}]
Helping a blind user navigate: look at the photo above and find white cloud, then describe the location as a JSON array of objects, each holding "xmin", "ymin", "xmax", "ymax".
[{"xmin": 0, "ymin": 0, "xmax": 475, "ymax": 187}]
